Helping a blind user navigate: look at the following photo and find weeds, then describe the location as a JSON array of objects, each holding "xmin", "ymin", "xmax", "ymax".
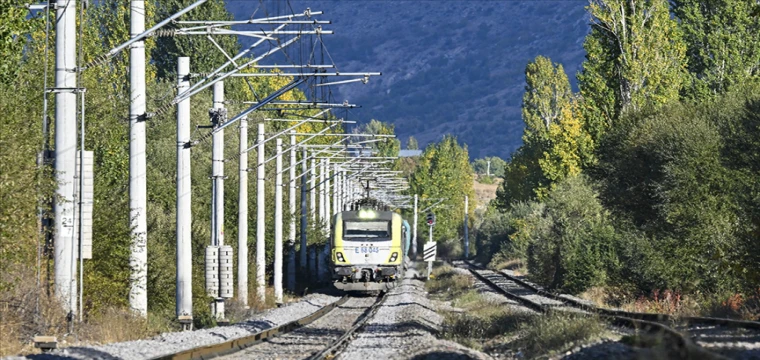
[{"xmin": 515, "ymin": 312, "xmax": 606, "ymax": 358}]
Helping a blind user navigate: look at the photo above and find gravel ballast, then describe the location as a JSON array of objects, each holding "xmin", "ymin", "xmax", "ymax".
[
  {"xmin": 336, "ymin": 269, "xmax": 492, "ymax": 360},
  {"xmin": 18, "ymin": 292, "xmax": 341, "ymax": 360}
]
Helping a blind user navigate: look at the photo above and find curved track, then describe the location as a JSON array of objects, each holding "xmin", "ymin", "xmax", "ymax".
[{"xmin": 460, "ymin": 261, "xmax": 760, "ymax": 359}]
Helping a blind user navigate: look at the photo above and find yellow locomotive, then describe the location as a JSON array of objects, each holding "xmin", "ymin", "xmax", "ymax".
[{"xmin": 330, "ymin": 208, "xmax": 409, "ymax": 291}]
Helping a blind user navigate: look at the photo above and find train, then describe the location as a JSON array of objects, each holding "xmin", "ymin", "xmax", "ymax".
[{"xmin": 329, "ymin": 207, "xmax": 410, "ymax": 292}]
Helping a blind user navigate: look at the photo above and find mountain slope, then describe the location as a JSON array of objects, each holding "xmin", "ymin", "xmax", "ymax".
[{"xmin": 226, "ymin": 0, "xmax": 590, "ymax": 158}]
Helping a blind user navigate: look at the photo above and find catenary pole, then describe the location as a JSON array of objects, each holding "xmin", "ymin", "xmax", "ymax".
[
  {"xmin": 211, "ymin": 81, "xmax": 225, "ymax": 318},
  {"xmin": 412, "ymin": 194, "xmax": 418, "ymax": 259},
  {"xmin": 237, "ymin": 116, "xmax": 248, "ymax": 307},
  {"xmin": 300, "ymin": 149, "xmax": 308, "ymax": 271},
  {"xmin": 310, "ymin": 157, "xmax": 316, "ymax": 225},
  {"xmin": 318, "ymin": 160, "xmax": 326, "ymax": 230},
  {"xmin": 176, "ymin": 57, "xmax": 192, "ymax": 321},
  {"xmin": 274, "ymin": 138, "xmax": 283, "ymax": 304},
  {"xmin": 256, "ymin": 123, "xmax": 266, "ymax": 301},
  {"xmin": 325, "ymin": 159, "xmax": 331, "ymax": 231},
  {"xmin": 54, "ymin": 0, "xmax": 77, "ymax": 316},
  {"xmin": 129, "ymin": 0, "xmax": 148, "ymax": 317},
  {"xmin": 464, "ymin": 195, "xmax": 469, "ymax": 259},
  {"xmin": 287, "ymin": 132, "xmax": 296, "ymax": 291}
]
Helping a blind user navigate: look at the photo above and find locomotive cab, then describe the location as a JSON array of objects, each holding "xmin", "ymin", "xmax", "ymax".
[{"xmin": 330, "ymin": 209, "xmax": 404, "ymax": 291}]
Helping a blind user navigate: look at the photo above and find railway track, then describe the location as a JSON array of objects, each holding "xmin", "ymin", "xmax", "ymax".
[
  {"xmin": 460, "ymin": 260, "xmax": 760, "ymax": 359},
  {"xmin": 151, "ymin": 293, "xmax": 386, "ymax": 360}
]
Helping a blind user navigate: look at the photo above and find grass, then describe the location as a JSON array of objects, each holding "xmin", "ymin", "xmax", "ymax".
[
  {"xmin": 0, "ymin": 267, "xmax": 297, "ymax": 357},
  {"xmin": 427, "ymin": 265, "xmax": 608, "ymax": 357}
]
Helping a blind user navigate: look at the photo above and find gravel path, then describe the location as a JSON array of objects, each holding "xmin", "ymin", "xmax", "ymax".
[
  {"xmin": 218, "ymin": 295, "xmax": 380, "ymax": 360},
  {"xmin": 335, "ymin": 268, "xmax": 492, "ymax": 360},
  {"xmin": 20, "ymin": 292, "xmax": 342, "ymax": 360}
]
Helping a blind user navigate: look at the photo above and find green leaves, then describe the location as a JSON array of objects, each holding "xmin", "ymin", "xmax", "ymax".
[{"xmin": 409, "ymin": 136, "xmax": 475, "ymax": 256}]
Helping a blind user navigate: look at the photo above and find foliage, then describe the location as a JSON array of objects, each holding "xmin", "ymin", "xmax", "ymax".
[
  {"xmin": 0, "ymin": 0, "xmax": 39, "ymax": 84},
  {"xmin": 408, "ymin": 136, "xmax": 475, "ymax": 256},
  {"xmin": 497, "ymin": 56, "xmax": 594, "ymax": 206},
  {"xmin": 578, "ymin": 0, "xmax": 686, "ymax": 141},
  {"xmin": 673, "ymin": 0, "xmax": 760, "ymax": 98},
  {"xmin": 406, "ymin": 136, "xmax": 419, "ymax": 150}
]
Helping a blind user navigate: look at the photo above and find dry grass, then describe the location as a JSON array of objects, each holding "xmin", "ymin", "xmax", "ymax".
[
  {"xmin": 514, "ymin": 312, "xmax": 606, "ymax": 358},
  {"xmin": 425, "ymin": 266, "xmax": 473, "ymax": 298},
  {"xmin": 0, "ymin": 269, "xmax": 174, "ymax": 356},
  {"xmin": 473, "ymin": 179, "xmax": 500, "ymax": 206}
]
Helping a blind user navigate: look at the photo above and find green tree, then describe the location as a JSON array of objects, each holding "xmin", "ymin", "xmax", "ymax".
[
  {"xmin": 355, "ymin": 119, "xmax": 400, "ymax": 161},
  {"xmin": 498, "ymin": 57, "xmax": 593, "ymax": 206},
  {"xmin": 408, "ymin": 136, "xmax": 475, "ymax": 256},
  {"xmin": 152, "ymin": 0, "xmax": 240, "ymax": 79},
  {"xmin": 472, "ymin": 156, "xmax": 506, "ymax": 177},
  {"xmin": 0, "ymin": 0, "xmax": 39, "ymax": 84},
  {"xmin": 578, "ymin": 0, "xmax": 687, "ymax": 141},
  {"xmin": 522, "ymin": 56, "xmax": 573, "ymax": 146},
  {"xmin": 406, "ymin": 136, "xmax": 419, "ymax": 150},
  {"xmin": 673, "ymin": 0, "xmax": 760, "ymax": 98}
]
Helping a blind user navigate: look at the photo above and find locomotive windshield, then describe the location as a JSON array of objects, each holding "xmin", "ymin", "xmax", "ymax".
[{"xmin": 343, "ymin": 221, "xmax": 390, "ymax": 240}]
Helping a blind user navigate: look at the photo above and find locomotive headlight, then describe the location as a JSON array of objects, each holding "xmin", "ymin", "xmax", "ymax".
[
  {"xmin": 336, "ymin": 252, "xmax": 345, "ymax": 263},
  {"xmin": 389, "ymin": 252, "xmax": 398, "ymax": 262},
  {"xmin": 358, "ymin": 209, "xmax": 376, "ymax": 219}
]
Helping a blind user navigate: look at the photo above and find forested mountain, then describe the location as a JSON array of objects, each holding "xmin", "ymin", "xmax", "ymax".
[{"xmin": 226, "ymin": 0, "xmax": 590, "ymax": 158}]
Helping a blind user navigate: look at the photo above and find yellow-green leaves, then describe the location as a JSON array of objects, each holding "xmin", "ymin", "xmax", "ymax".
[{"xmin": 581, "ymin": 0, "xmax": 686, "ymax": 132}]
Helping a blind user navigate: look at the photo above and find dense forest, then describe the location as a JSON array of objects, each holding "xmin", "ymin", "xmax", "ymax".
[{"xmin": 478, "ymin": 0, "xmax": 760, "ymax": 314}]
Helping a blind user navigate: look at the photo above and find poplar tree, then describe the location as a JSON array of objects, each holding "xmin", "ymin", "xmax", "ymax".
[
  {"xmin": 578, "ymin": 0, "xmax": 687, "ymax": 140},
  {"xmin": 673, "ymin": 0, "xmax": 760, "ymax": 98}
]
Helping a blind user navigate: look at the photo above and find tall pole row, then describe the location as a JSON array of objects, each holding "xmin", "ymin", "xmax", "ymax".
[
  {"xmin": 237, "ymin": 116, "xmax": 248, "ymax": 307},
  {"xmin": 287, "ymin": 132, "xmax": 297, "ymax": 291},
  {"xmin": 310, "ymin": 157, "xmax": 316, "ymax": 225},
  {"xmin": 54, "ymin": 0, "xmax": 78, "ymax": 317},
  {"xmin": 256, "ymin": 123, "xmax": 266, "ymax": 301},
  {"xmin": 274, "ymin": 138, "xmax": 283, "ymax": 304},
  {"xmin": 176, "ymin": 57, "xmax": 193, "ymax": 321},
  {"xmin": 129, "ymin": 0, "xmax": 148, "ymax": 317}
]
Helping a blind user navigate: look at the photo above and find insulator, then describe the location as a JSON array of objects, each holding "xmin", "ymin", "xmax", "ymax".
[
  {"xmin": 150, "ymin": 28, "xmax": 177, "ymax": 38},
  {"xmin": 219, "ymin": 245, "xmax": 234, "ymax": 299},
  {"xmin": 205, "ymin": 246, "xmax": 219, "ymax": 297}
]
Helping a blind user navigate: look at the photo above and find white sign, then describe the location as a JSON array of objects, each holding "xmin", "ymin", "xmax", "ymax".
[{"xmin": 423, "ymin": 241, "xmax": 437, "ymax": 262}]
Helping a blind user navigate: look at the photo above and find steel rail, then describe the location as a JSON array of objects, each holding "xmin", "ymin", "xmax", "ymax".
[
  {"xmin": 462, "ymin": 261, "xmax": 740, "ymax": 359},
  {"xmin": 149, "ymin": 295, "xmax": 350, "ymax": 360},
  {"xmin": 308, "ymin": 292, "xmax": 388, "ymax": 360}
]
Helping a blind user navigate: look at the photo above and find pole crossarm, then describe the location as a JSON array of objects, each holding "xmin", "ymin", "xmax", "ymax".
[
  {"xmin": 421, "ymin": 198, "xmax": 449, "ymax": 213},
  {"xmin": 175, "ymin": 10, "xmax": 326, "ymax": 25}
]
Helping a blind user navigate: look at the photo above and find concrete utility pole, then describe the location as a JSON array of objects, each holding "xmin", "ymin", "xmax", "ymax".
[
  {"xmin": 325, "ymin": 159, "xmax": 331, "ymax": 230},
  {"xmin": 333, "ymin": 164, "xmax": 339, "ymax": 216},
  {"xmin": 318, "ymin": 160, "xmax": 326, "ymax": 231},
  {"xmin": 211, "ymin": 81, "xmax": 225, "ymax": 318},
  {"xmin": 487, "ymin": 160, "xmax": 491, "ymax": 177},
  {"xmin": 129, "ymin": 0, "xmax": 148, "ymax": 317},
  {"xmin": 310, "ymin": 157, "xmax": 316, "ymax": 225},
  {"xmin": 464, "ymin": 195, "xmax": 469, "ymax": 259},
  {"xmin": 54, "ymin": 0, "xmax": 78, "ymax": 317},
  {"xmin": 238, "ymin": 116, "xmax": 248, "ymax": 307},
  {"xmin": 274, "ymin": 138, "xmax": 283, "ymax": 304},
  {"xmin": 287, "ymin": 132, "xmax": 297, "ymax": 291},
  {"xmin": 300, "ymin": 149, "xmax": 308, "ymax": 271},
  {"xmin": 412, "ymin": 194, "xmax": 418, "ymax": 259},
  {"xmin": 256, "ymin": 123, "xmax": 266, "ymax": 301},
  {"xmin": 176, "ymin": 57, "xmax": 193, "ymax": 322}
]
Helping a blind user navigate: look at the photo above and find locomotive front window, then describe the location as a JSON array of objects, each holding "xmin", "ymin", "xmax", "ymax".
[{"xmin": 343, "ymin": 221, "xmax": 390, "ymax": 240}]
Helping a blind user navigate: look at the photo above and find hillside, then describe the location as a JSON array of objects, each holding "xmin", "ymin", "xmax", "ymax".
[{"xmin": 226, "ymin": 0, "xmax": 590, "ymax": 159}]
